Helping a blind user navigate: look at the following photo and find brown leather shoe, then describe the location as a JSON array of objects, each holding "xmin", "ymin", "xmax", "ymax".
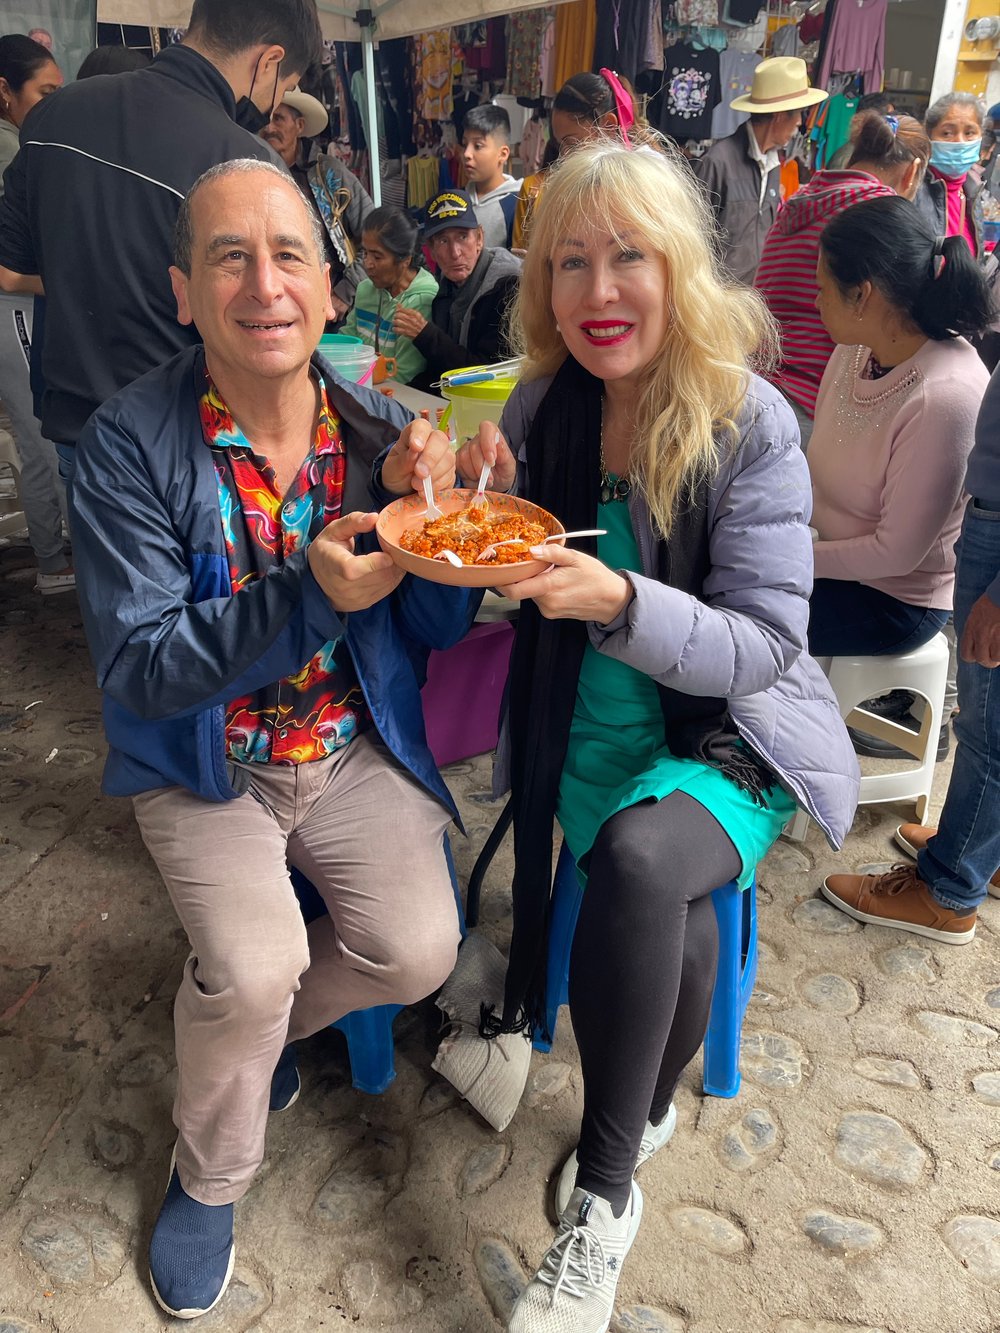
[
  {"xmin": 820, "ymin": 864, "xmax": 977, "ymax": 944},
  {"xmin": 895, "ymin": 823, "xmax": 1000, "ymax": 899}
]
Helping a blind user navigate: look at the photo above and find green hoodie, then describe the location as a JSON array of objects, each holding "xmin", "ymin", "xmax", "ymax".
[{"xmin": 342, "ymin": 266, "xmax": 439, "ymax": 386}]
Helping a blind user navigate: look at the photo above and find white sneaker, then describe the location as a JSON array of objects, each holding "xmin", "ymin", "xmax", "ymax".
[
  {"xmin": 552, "ymin": 1102, "xmax": 676, "ymax": 1219},
  {"xmin": 35, "ymin": 568, "xmax": 75, "ymax": 596},
  {"xmin": 508, "ymin": 1183, "xmax": 642, "ymax": 1333}
]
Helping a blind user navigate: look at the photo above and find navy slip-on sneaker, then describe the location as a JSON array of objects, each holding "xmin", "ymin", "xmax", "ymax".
[
  {"xmin": 149, "ymin": 1168, "xmax": 235, "ymax": 1319},
  {"xmin": 268, "ymin": 1043, "xmax": 301, "ymax": 1113}
]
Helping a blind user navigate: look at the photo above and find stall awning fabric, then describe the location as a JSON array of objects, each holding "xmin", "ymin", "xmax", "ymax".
[{"xmin": 96, "ymin": 0, "xmax": 565, "ymax": 43}]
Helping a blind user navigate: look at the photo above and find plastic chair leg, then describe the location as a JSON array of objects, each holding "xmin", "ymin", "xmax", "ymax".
[
  {"xmin": 331, "ymin": 1004, "xmax": 404, "ymax": 1094},
  {"xmin": 702, "ymin": 877, "xmax": 757, "ymax": 1098},
  {"xmin": 534, "ymin": 842, "xmax": 582, "ymax": 1052}
]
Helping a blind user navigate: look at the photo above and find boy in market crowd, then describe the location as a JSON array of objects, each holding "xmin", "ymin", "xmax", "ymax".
[{"xmin": 462, "ymin": 104, "xmax": 522, "ymax": 250}]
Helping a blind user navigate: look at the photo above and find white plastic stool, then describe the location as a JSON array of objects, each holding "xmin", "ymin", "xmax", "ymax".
[{"xmin": 785, "ymin": 632, "xmax": 950, "ymax": 841}]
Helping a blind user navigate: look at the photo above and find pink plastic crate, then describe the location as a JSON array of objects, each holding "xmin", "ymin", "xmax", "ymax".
[{"xmin": 422, "ymin": 621, "xmax": 514, "ymax": 767}]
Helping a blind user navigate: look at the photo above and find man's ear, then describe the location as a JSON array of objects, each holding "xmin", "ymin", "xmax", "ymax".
[
  {"xmin": 169, "ymin": 265, "xmax": 194, "ymax": 326},
  {"xmin": 499, "ymin": 141, "xmax": 511, "ymax": 166},
  {"xmin": 322, "ymin": 262, "xmax": 334, "ymax": 322}
]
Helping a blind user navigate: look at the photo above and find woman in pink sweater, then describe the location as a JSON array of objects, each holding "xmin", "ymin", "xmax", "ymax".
[
  {"xmin": 808, "ymin": 195, "xmax": 993, "ymax": 658},
  {"xmin": 756, "ymin": 113, "xmax": 929, "ymax": 449}
]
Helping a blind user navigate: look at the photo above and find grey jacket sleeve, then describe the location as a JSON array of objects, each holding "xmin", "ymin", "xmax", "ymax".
[{"xmin": 592, "ymin": 395, "xmax": 814, "ymax": 697}]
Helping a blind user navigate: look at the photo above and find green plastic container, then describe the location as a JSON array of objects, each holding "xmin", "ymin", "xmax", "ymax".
[
  {"xmin": 441, "ymin": 366, "xmax": 520, "ymax": 443},
  {"xmin": 318, "ymin": 333, "xmax": 363, "ymax": 351}
]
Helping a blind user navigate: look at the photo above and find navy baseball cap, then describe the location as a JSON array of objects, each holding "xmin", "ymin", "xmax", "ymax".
[{"xmin": 423, "ymin": 189, "xmax": 480, "ymax": 240}]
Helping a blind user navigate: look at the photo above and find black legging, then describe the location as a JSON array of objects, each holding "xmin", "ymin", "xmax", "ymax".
[{"xmin": 569, "ymin": 791, "xmax": 741, "ymax": 1215}]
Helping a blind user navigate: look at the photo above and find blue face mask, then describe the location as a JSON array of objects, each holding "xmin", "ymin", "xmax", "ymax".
[{"xmin": 929, "ymin": 138, "xmax": 982, "ymax": 177}]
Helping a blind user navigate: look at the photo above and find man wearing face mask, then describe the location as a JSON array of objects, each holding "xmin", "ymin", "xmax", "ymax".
[
  {"xmin": 0, "ymin": 0, "xmax": 323, "ymax": 481},
  {"xmin": 915, "ymin": 92, "xmax": 987, "ymax": 259}
]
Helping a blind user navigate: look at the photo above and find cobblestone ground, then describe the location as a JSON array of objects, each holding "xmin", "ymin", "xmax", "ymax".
[{"xmin": 2, "ymin": 527, "xmax": 1000, "ymax": 1333}]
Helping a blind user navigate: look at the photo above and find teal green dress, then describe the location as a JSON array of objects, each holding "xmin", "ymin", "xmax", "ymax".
[{"xmin": 555, "ymin": 499, "xmax": 796, "ymax": 888}]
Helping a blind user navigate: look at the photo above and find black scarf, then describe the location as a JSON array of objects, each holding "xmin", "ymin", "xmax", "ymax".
[{"xmin": 481, "ymin": 355, "xmax": 772, "ymax": 1042}]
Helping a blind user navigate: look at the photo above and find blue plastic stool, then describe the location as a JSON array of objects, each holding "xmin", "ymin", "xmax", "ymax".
[
  {"xmin": 291, "ymin": 836, "xmax": 464, "ymax": 1096},
  {"xmin": 533, "ymin": 842, "xmax": 757, "ymax": 1099}
]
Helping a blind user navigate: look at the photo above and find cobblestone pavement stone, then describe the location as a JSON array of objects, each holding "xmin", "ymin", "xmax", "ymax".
[{"xmin": 2, "ymin": 532, "xmax": 999, "ymax": 1333}]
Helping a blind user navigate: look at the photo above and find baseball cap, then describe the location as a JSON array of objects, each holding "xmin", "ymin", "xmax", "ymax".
[{"xmin": 423, "ymin": 190, "xmax": 480, "ymax": 240}]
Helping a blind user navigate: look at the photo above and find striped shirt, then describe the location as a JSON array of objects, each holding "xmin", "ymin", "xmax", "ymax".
[{"xmin": 756, "ymin": 170, "xmax": 893, "ymax": 417}]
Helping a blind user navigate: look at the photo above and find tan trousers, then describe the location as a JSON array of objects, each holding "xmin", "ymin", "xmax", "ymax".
[{"xmin": 132, "ymin": 735, "xmax": 459, "ymax": 1205}]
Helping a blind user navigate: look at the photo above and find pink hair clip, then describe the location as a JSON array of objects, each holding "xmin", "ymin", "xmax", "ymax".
[{"xmin": 599, "ymin": 67, "xmax": 635, "ymax": 148}]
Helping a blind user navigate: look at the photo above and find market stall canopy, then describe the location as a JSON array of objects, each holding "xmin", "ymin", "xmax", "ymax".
[{"xmin": 96, "ymin": 0, "xmax": 564, "ymax": 43}]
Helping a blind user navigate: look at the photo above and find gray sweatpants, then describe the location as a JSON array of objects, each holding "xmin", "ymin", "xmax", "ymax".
[
  {"xmin": 132, "ymin": 734, "xmax": 460, "ymax": 1205},
  {"xmin": 0, "ymin": 294, "xmax": 67, "ymax": 571}
]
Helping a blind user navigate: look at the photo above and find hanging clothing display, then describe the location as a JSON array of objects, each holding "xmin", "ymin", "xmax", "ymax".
[
  {"xmin": 552, "ymin": 0, "xmax": 598, "ymax": 90},
  {"xmin": 675, "ymin": 0, "xmax": 721, "ymax": 27},
  {"xmin": 723, "ymin": 0, "xmax": 764, "ymax": 24},
  {"xmin": 810, "ymin": 92, "xmax": 857, "ymax": 168},
  {"xmin": 711, "ymin": 49, "xmax": 760, "ymax": 141},
  {"xmin": 412, "ymin": 30, "xmax": 455, "ymax": 121},
  {"xmin": 770, "ymin": 22, "xmax": 802, "ymax": 57},
  {"xmin": 593, "ymin": 0, "xmax": 654, "ymax": 83},
  {"xmin": 656, "ymin": 41, "xmax": 721, "ymax": 143},
  {"xmin": 520, "ymin": 114, "xmax": 550, "ymax": 174},
  {"xmin": 640, "ymin": 0, "xmax": 665, "ymax": 74},
  {"xmin": 506, "ymin": 9, "xmax": 554, "ymax": 99},
  {"xmin": 816, "ymin": 0, "xmax": 888, "ymax": 95}
]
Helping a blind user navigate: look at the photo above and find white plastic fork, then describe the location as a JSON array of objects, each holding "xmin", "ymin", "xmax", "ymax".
[
  {"xmin": 473, "ymin": 460, "xmax": 492, "ymax": 505},
  {"xmin": 432, "ymin": 549, "xmax": 464, "ymax": 566},
  {"xmin": 479, "ymin": 528, "xmax": 607, "ymax": 561},
  {"xmin": 422, "ymin": 474, "xmax": 444, "ymax": 520}
]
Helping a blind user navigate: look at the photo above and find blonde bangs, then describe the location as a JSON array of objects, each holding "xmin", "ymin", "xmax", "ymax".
[{"xmin": 509, "ymin": 141, "xmax": 778, "ymax": 538}]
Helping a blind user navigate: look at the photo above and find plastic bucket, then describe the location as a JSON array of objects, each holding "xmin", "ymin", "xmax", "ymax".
[
  {"xmin": 441, "ymin": 366, "xmax": 520, "ymax": 443},
  {"xmin": 319, "ymin": 340, "xmax": 378, "ymax": 385},
  {"xmin": 318, "ymin": 333, "xmax": 363, "ymax": 351}
]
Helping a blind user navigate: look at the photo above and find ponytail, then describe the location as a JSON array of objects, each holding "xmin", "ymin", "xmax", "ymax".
[{"xmin": 820, "ymin": 195, "xmax": 995, "ymax": 341}]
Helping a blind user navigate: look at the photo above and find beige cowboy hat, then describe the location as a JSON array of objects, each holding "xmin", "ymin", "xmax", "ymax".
[
  {"xmin": 279, "ymin": 87, "xmax": 329, "ymax": 138},
  {"xmin": 730, "ymin": 57, "xmax": 828, "ymax": 114}
]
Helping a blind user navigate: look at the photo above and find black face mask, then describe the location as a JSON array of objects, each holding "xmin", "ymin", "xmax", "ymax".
[{"xmin": 234, "ymin": 53, "xmax": 280, "ymax": 134}]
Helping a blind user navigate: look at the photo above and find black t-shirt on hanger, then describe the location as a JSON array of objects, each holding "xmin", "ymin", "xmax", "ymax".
[{"xmin": 657, "ymin": 43, "xmax": 722, "ymax": 143}]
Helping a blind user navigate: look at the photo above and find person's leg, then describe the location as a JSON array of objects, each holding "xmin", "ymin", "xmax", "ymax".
[
  {"xmin": 808, "ymin": 578, "xmax": 949, "ymax": 657},
  {"xmin": 917, "ymin": 503, "xmax": 1000, "ymax": 911},
  {"xmin": 569, "ymin": 792, "xmax": 740, "ymax": 1217},
  {"xmin": 0, "ymin": 295, "xmax": 69, "ymax": 573},
  {"xmin": 284, "ymin": 733, "xmax": 460, "ymax": 1040},
  {"xmin": 132, "ymin": 775, "xmax": 307, "ymax": 1204},
  {"xmin": 646, "ymin": 893, "xmax": 719, "ymax": 1127}
]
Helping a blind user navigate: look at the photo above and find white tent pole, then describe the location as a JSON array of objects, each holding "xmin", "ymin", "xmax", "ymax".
[{"xmin": 360, "ymin": 19, "xmax": 382, "ymax": 206}]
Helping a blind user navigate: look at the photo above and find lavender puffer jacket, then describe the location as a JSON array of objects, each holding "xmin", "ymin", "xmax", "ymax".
[{"xmin": 495, "ymin": 371, "xmax": 860, "ymax": 848}]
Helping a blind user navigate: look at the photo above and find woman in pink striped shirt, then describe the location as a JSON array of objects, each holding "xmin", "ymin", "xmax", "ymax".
[{"xmin": 756, "ymin": 113, "xmax": 929, "ymax": 448}]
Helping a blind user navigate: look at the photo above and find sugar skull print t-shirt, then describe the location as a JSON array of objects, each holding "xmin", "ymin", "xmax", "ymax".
[{"xmin": 656, "ymin": 43, "xmax": 721, "ymax": 143}]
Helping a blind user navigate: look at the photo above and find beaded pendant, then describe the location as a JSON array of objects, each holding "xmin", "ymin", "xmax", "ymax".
[{"xmin": 600, "ymin": 471, "xmax": 631, "ymax": 504}]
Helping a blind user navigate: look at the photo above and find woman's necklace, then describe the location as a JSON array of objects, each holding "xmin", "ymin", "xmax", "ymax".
[{"xmin": 599, "ymin": 411, "xmax": 632, "ymax": 504}]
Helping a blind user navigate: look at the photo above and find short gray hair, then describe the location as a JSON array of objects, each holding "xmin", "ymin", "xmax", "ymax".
[
  {"xmin": 925, "ymin": 91, "xmax": 986, "ymax": 136},
  {"xmin": 172, "ymin": 159, "xmax": 326, "ymax": 275}
]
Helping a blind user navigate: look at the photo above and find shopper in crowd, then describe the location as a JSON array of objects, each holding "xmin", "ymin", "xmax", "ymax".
[
  {"xmin": 0, "ymin": 0, "xmax": 322, "ymax": 483},
  {"xmin": 0, "ymin": 34, "xmax": 71, "ymax": 594},
  {"xmin": 808, "ymin": 193, "xmax": 992, "ymax": 766},
  {"xmin": 692, "ymin": 57, "xmax": 827, "ymax": 285},
  {"xmin": 461, "ymin": 103, "xmax": 522, "ymax": 250},
  {"xmin": 826, "ymin": 91, "xmax": 896, "ymax": 170},
  {"xmin": 757, "ymin": 112, "xmax": 929, "ymax": 448},
  {"xmin": 915, "ymin": 91, "xmax": 986, "ymax": 258},
  {"xmin": 822, "ymin": 362, "xmax": 1000, "ymax": 944},
  {"xmin": 342, "ymin": 204, "xmax": 438, "ymax": 385},
  {"xmin": 513, "ymin": 69, "xmax": 643, "ymax": 249},
  {"xmin": 456, "ymin": 142, "xmax": 857, "ymax": 1333},
  {"xmin": 70, "ymin": 159, "xmax": 477, "ymax": 1320},
  {"xmin": 75, "ymin": 45, "xmax": 151, "ymax": 78},
  {"xmin": 397, "ymin": 189, "xmax": 521, "ymax": 389},
  {"xmin": 260, "ymin": 85, "xmax": 373, "ymax": 321}
]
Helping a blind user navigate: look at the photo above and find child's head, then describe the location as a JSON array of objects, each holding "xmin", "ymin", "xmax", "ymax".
[{"xmin": 461, "ymin": 104, "xmax": 512, "ymax": 187}]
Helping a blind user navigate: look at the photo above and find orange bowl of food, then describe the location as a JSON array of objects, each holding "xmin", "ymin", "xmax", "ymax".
[{"xmin": 376, "ymin": 488, "xmax": 565, "ymax": 587}]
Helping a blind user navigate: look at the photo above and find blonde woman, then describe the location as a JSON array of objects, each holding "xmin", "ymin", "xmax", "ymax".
[{"xmin": 457, "ymin": 143, "xmax": 858, "ymax": 1333}]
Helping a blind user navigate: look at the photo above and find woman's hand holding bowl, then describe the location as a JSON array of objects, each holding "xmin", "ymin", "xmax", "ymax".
[{"xmin": 505, "ymin": 543, "xmax": 633, "ymax": 625}]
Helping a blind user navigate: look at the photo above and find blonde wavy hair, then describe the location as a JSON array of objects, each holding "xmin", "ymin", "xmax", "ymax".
[{"xmin": 511, "ymin": 141, "xmax": 778, "ymax": 538}]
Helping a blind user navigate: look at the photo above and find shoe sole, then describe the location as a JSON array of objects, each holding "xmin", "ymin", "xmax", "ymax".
[
  {"xmin": 895, "ymin": 828, "xmax": 1000, "ymax": 900},
  {"xmin": 819, "ymin": 881, "xmax": 975, "ymax": 945},
  {"xmin": 151, "ymin": 1143, "xmax": 236, "ymax": 1319}
]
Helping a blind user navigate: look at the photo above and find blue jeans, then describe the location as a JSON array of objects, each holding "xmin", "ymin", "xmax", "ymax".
[
  {"xmin": 808, "ymin": 578, "xmax": 950, "ymax": 657},
  {"xmin": 55, "ymin": 442, "xmax": 75, "ymax": 487},
  {"xmin": 918, "ymin": 500, "xmax": 1000, "ymax": 910}
]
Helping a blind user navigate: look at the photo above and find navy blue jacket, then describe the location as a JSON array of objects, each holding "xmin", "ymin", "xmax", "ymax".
[{"xmin": 70, "ymin": 346, "xmax": 478, "ymax": 819}]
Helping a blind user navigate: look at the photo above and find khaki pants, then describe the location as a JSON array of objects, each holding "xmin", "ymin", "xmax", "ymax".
[{"xmin": 133, "ymin": 735, "xmax": 459, "ymax": 1205}]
